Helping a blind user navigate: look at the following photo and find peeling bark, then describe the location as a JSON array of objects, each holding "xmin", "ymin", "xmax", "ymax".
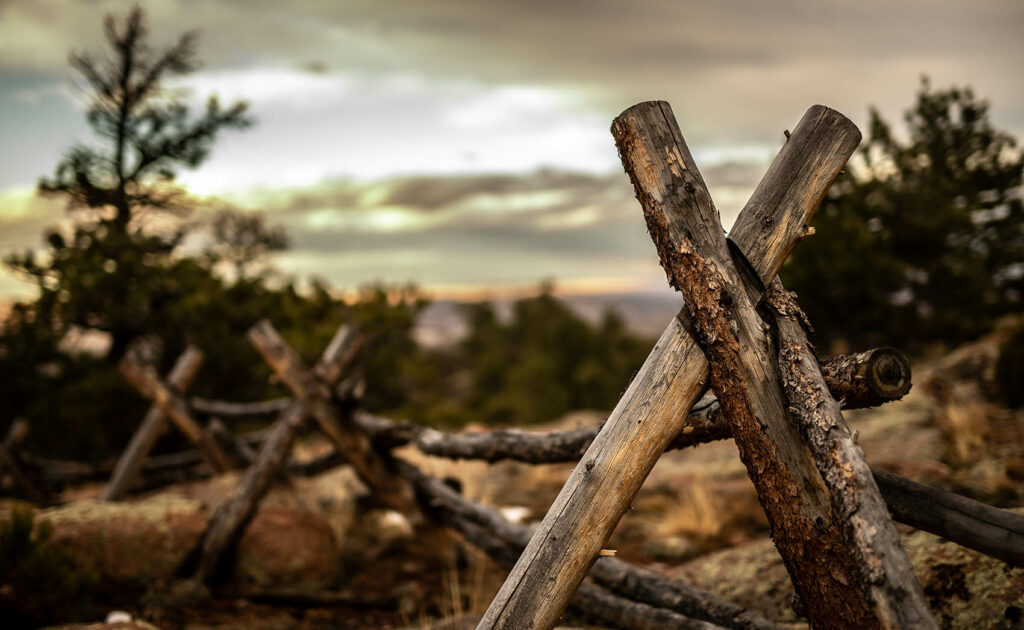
[
  {"xmin": 610, "ymin": 101, "xmax": 884, "ymax": 629},
  {"xmin": 767, "ymin": 282, "xmax": 935, "ymax": 628},
  {"xmin": 479, "ymin": 102, "xmax": 863, "ymax": 630}
]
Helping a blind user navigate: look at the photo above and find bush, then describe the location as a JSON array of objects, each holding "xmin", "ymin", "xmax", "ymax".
[
  {"xmin": 996, "ymin": 321, "xmax": 1024, "ymax": 408},
  {"xmin": 0, "ymin": 508, "xmax": 96, "ymax": 628}
]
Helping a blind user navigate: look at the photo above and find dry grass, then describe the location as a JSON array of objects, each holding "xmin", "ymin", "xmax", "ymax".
[
  {"xmin": 935, "ymin": 401, "xmax": 990, "ymax": 467},
  {"xmin": 653, "ymin": 477, "xmax": 725, "ymax": 542}
]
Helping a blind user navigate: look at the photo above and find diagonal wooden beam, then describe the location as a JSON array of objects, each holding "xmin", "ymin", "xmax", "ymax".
[
  {"xmin": 247, "ymin": 320, "xmax": 418, "ymax": 517},
  {"xmin": 193, "ymin": 323, "xmax": 363, "ymax": 584},
  {"xmin": 119, "ymin": 347, "xmax": 233, "ymax": 474},
  {"xmin": 479, "ymin": 104, "xmax": 865, "ymax": 629},
  {"xmin": 102, "ymin": 346, "xmax": 205, "ymax": 501},
  {"xmin": 767, "ymin": 282, "xmax": 933, "ymax": 626},
  {"xmin": 610, "ymin": 102, "xmax": 933, "ymax": 628}
]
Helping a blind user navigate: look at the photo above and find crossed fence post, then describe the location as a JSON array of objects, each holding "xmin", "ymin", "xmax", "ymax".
[
  {"xmin": 480, "ymin": 103, "xmax": 936, "ymax": 629},
  {"xmin": 246, "ymin": 320, "xmax": 420, "ymax": 519},
  {"xmin": 103, "ymin": 345, "xmax": 233, "ymax": 501},
  {"xmin": 192, "ymin": 320, "xmax": 364, "ymax": 583}
]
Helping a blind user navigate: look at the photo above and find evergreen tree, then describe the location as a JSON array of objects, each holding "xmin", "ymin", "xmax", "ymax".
[{"xmin": 782, "ymin": 78, "xmax": 1024, "ymax": 351}]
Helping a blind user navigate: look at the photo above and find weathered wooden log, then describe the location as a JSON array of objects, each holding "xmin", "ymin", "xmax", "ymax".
[
  {"xmin": 417, "ymin": 348, "xmax": 909, "ymax": 465},
  {"xmin": 248, "ymin": 320, "xmax": 419, "ymax": 517},
  {"xmin": 479, "ymin": 104, "xmax": 863, "ymax": 630},
  {"xmin": 119, "ymin": 358, "xmax": 233, "ymax": 474},
  {"xmin": 190, "ymin": 397, "xmax": 291, "ymax": 419},
  {"xmin": 401, "ymin": 460, "xmax": 776, "ymax": 630},
  {"xmin": 872, "ymin": 469, "xmax": 1024, "ymax": 566},
  {"xmin": 208, "ymin": 418, "xmax": 259, "ymax": 467},
  {"xmin": 20, "ymin": 406, "xmax": 1022, "ymax": 566},
  {"xmin": 189, "ymin": 380, "xmax": 369, "ymax": 421},
  {"xmin": 767, "ymin": 282, "xmax": 932, "ymax": 627},
  {"xmin": 612, "ymin": 101, "xmax": 932, "ymax": 628},
  {"xmin": 101, "ymin": 346, "xmax": 205, "ymax": 501},
  {"xmin": 819, "ymin": 348, "xmax": 912, "ymax": 409},
  {"xmin": 194, "ymin": 324, "xmax": 362, "ymax": 584}
]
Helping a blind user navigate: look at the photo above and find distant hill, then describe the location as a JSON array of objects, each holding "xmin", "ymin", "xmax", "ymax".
[{"xmin": 414, "ymin": 291, "xmax": 681, "ymax": 347}]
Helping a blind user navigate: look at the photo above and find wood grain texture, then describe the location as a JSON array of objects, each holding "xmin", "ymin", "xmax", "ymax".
[
  {"xmin": 873, "ymin": 469, "xmax": 1024, "ymax": 567},
  {"xmin": 101, "ymin": 346, "xmax": 205, "ymax": 501},
  {"xmin": 248, "ymin": 319, "xmax": 418, "ymax": 517},
  {"xmin": 479, "ymin": 103, "xmax": 861, "ymax": 630},
  {"xmin": 194, "ymin": 324, "xmax": 363, "ymax": 584},
  {"xmin": 767, "ymin": 283, "xmax": 935, "ymax": 628},
  {"xmin": 609, "ymin": 101, "xmax": 885, "ymax": 629},
  {"xmin": 818, "ymin": 348, "xmax": 912, "ymax": 409}
]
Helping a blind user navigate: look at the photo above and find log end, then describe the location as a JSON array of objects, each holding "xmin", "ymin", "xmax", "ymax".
[{"xmin": 865, "ymin": 347, "xmax": 912, "ymax": 402}]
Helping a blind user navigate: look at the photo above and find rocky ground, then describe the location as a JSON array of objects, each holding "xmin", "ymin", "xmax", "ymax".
[{"xmin": 5, "ymin": 320, "xmax": 1024, "ymax": 628}]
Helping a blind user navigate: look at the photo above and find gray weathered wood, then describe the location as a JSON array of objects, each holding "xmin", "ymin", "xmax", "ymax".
[
  {"xmin": 103, "ymin": 344, "xmax": 224, "ymax": 501},
  {"xmin": 608, "ymin": 100, "xmax": 891, "ymax": 629},
  {"xmin": 102, "ymin": 346, "xmax": 212, "ymax": 501},
  {"xmin": 248, "ymin": 319, "xmax": 418, "ymax": 517},
  {"xmin": 818, "ymin": 347, "xmax": 912, "ymax": 410},
  {"xmin": 873, "ymin": 468, "xmax": 1024, "ymax": 566},
  {"xmin": 767, "ymin": 282, "xmax": 934, "ymax": 627},
  {"xmin": 479, "ymin": 103, "xmax": 863, "ymax": 630},
  {"xmin": 194, "ymin": 324, "xmax": 362, "ymax": 584},
  {"xmin": 119, "ymin": 348, "xmax": 233, "ymax": 474},
  {"xmin": 402, "ymin": 460, "xmax": 764, "ymax": 630}
]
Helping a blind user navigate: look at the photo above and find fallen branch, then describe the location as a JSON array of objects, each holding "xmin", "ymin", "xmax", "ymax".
[
  {"xmin": 399, "ymin": 460, "xmax": 780, "ymax": 630},
  {"xmin": 872, "ymin": 469, "xmax": 1024, "ymax": 567}
]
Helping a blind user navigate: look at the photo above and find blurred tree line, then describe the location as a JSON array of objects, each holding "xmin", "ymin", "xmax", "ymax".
[
  {"xmin": 782, "ymin": 77, "xmax": 1024, "ymax": 354},
  {"xmin": 2, "ymin": 9, "xmax": 1023, "ymax": 463},
  {"xmin": 0, "ymin": 8, "xmax": 650, "ymax": 461}
]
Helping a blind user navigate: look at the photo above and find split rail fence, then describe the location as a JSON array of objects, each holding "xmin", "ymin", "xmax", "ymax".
[{"xmin": 3, "ymin": 101, "xmax": 1024, "ymax": 630}]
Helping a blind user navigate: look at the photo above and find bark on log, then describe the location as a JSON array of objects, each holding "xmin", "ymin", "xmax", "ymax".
[
  {"xmin": 479, "ymin": 103, "xmax": 863, "ymax": 630},
  {"xmin": 248, "ymin": 320, "xmax": 418, "ymax": 518},
  {"xmin": 118, "ymin": 347, "xmax": 235, "ymax": 476},
  {"xmin": 819, "ymin": 348, "xmax": 912, "ymax": 410},
  {"xmin": 873, "ymin": 469, "xmax": 1024, "ymax": 566},
  {"xmin": 102, "ymin": 346, "xmax": 205, "ymax": 501},
  {"xmin": 767, "ymin": 283, "xmax": 933, "ymax": 627},
  {"xmin": 401, "ymin": 461, "xmax": 767, "ymax": 630},
  {"xmin": 194, "ymin": 325, "xmax": 362, "ymax": 584},
  {"xmin": 610, "ymin": 101, "xmax": 931, "ymax": 629}
]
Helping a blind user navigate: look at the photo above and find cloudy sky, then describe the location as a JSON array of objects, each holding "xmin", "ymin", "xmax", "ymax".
[{"xmin": 1, "ymin": 0, "xmax": 1021, "ymax": 299}]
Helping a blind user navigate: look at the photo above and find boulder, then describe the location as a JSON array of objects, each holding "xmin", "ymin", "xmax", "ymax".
[{"xmin": 671, "ymin": 526, "xmax": 1024, "ymax": 628}]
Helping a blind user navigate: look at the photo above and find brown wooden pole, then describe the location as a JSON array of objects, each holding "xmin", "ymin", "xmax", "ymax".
[
  {"xmin": 193, "ymin": 324, "xmax": 362, "ymax": 584},
  {"xmin": 873, "ymin": 469, "xmax": 1024, "ymax": 567},
  {"xmin": 248, "ymin": 320, "xmax": 418, "ymax": 517},
  {"xmin": 402, "ymin": 461, "xmax": 766, "ymax": 630},
  {"xmin": 767, "ymin": 282, "xmax": 933, "ymax": 626},
  {"xmin": 119, "ymin": 348, "xmax": 233, "ymax": 474},
  {"xmin": 478, "ymin": 104, "xmax": 863, "ymax": 630},
  {"xmin": 608, "ymin": 101, "xmax": 932, "ymax": 628},
  {"xmin": 101, "ymin": 346, "xmax": 205, "ymax": 501}
]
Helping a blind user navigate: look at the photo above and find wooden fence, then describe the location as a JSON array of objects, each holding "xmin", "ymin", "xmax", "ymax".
[{"xmin": 3, "ymin": 100, "xmax": 1024, "ymax": 629}]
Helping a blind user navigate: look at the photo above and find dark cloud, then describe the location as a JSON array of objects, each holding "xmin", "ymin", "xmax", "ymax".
[{"xmin": 2, "ymin": 1, "xmax": 1021, "ymax": 145}]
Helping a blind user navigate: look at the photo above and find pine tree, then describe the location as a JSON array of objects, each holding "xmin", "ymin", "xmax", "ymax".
[{"xmin": 781, "ymin": 78, "xmax": 1024, "ymax": 351}]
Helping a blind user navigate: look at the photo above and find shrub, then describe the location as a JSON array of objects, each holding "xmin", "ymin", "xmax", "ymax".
[{"xmin": 0, "ymin": 508, "xmax": 96, "ymax": 628}]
